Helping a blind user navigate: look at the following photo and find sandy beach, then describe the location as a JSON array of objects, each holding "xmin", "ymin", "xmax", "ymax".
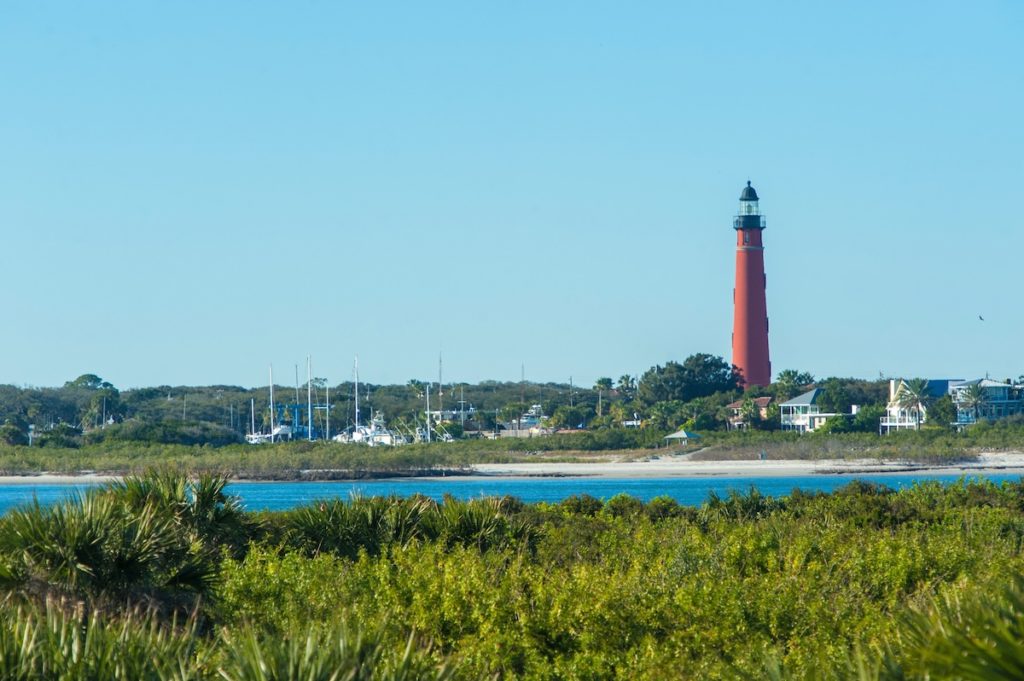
[
  {"xmin": 1, "ymin": 453, "xmax": 1024, "ymax": 485},
  {"xmin": 0, "ymin": 473, "xmax": 120, "ymax": 485},
  {"xmin": 468, "ymin": 451, "xmax": 1024, "ymax": 479}
]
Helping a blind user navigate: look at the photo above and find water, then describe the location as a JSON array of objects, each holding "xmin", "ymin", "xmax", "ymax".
[{"xmin": 0, "ymin": 473, "xmax": 1021, "ymax": 514}]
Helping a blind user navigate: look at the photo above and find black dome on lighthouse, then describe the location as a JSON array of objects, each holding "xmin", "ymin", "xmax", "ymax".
[{"xmin": 739, "ymin": 181, "xmax": 759, "ymax": 201}]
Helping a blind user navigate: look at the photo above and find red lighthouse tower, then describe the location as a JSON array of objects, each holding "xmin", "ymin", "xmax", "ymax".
[{"xmin": 731, "ymin": 181, "xmax": 771, "ymax": 387}]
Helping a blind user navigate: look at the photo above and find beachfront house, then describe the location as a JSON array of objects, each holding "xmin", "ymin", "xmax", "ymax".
[
  {"xmin": 950, "ymin": 379, "xmax": 1024, "ymax": 427},
  {"xmin": 727, "ymin": 396, "xmax": 773, "ymax": 430},
  {"xmin": 879, "ymin": 379, "xmax": 961, "ymax": 434},
  {"xmin": 779, "ymin": 389, "xmax": 836, "ymax": 433}
]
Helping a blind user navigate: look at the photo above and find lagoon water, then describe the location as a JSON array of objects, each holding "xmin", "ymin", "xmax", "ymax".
[{"xmin": 0, "ymin": 472, "xmax": 1022, "ymax": 514}]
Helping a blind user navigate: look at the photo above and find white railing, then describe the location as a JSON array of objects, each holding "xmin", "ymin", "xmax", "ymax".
[{"xmin": 880, "ymin": 416, "xmax": 920, "ymax": 427}]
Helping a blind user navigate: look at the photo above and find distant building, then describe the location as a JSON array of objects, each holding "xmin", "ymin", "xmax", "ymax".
[
  {"xmin": 879, "ymin": 379, "xmax": 961, "ymax": 434},
  {"xmin": 499, "ymin": 404, "xmax": 551, "ymax": 438},
  {"xmin": 779, "ymin": 389, "xmax": 836, "ymax": 433},
  {"xmin": 950, "ymin": 379, "xmax": 1024, "ymax": 427},
  {"xmin": 727, "ymin": 396, "xmax": 773, "ymax": 430}
]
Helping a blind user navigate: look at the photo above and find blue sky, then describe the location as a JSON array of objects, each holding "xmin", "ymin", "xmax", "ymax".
[{"xmin": 1, "ymin": 2, "xmax": 1021, "ymax": 389}]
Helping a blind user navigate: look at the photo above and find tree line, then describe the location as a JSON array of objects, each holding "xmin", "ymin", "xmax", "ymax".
[{"xmin": 0, "ymin": 357, "xmax": 979, "ymax": 448}]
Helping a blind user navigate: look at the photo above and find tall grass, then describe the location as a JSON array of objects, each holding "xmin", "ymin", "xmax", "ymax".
[
  {"xmin": 0, "ymin": 603, "xmax": 453, "ymax": 681},
  {"xmin": 279, "ymin": 493, "xmax": 537, "ymax": 558},
  {"xmin": 217, "ymin": 623, "xmax": 453, "ymax": 681},
  {"xmin": 0, "ymin": 601, "xmax": 202, "ymax": 681}
]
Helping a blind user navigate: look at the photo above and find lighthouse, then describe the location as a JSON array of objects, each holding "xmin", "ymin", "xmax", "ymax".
[{"xmin": 731, "ymin": 181, "xmax": 771, "ymax": 387}]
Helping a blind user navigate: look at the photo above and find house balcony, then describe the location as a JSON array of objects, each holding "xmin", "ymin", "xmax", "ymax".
[{"xmin": 880, "ymin": 416, "xmax": 921, "ymax": 427}]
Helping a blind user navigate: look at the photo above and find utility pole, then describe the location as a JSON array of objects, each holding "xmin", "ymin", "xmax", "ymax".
[
  {"xmin": 425, "ymin": 383, "xmax": 432, "ymax": 443},
  {"xmin": 307, "ymin": 355, "xmax": 313, "ymax": 441},
  {"xmin": 269, "ymin": 365, "xmax": 276, "ymax": 442},
  {"xmin": 459, "ymin": 385, "xmax": 466, "ymax": 430}
]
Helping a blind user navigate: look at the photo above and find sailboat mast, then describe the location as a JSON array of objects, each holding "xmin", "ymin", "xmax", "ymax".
[
  {"xmin": 250, "ymin": 398, "xmax": 256, "ymax": 437},
  {"xmin": 325, "ymin": 384, "xmax": 330, "ymax": 440},
  {"xmin": 269, "ymin": 365, "xmax": 275, "ymax": 442},
  {"xmin": 307, "ymin": 355, "xmax": 313, "ymax": 441},
  {"xmin": 425, "ymin": 382, "xmax": 431, "ymax": 443},
  {"xmin": 354, "ymin": 356, "xmax": 360, "ymax": 429}
]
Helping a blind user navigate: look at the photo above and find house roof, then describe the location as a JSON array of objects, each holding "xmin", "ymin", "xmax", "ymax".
[
  {"xmin": 896, "ymin": 379, "xmax": 963, "ymax": 398},
  {"xmin": 664, "ymin": 429, "xmax": 702, "ymax": 440},
  {"xmin": 780, "ymin": 388, "xmax": 823, "ymax": 407},
  {"xmin": 951, "ymin": 378, "xmax": 1010, "ymax": 389},
  {"xmin": 727, "ymin": 396, "xmax": 773, "ymax": 409}
]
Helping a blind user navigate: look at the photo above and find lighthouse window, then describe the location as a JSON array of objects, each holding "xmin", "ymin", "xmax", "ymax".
[{"xmin": 743, "ymin": 232, "xmax": 750, "ymax": 245}]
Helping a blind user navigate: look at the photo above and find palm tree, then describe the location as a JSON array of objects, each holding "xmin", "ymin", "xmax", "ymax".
[
  {"xmin": 739, "ymin": 397, "xmax": 760, "ymax": 429},
  {"xmin": 617, "ymin": 375, "xmax": 636, "ymax": 400},
  {"xmin": 961, "ymin": 383, "xmax": 989, "ymax": 424},
  {"xmin": 0, "ymin": 490, "xmax": 216, "ymax": 611},
  {"xmin": 773, "ymin": 369, "xmax": 814, "ymax": 401},
  {"xmin": 897, "ymin": 378, "xmax": 932, "ymax": 430},
  {"xmin": 594, "ymin": 378, "xmax": 613, "ymax": 417}
]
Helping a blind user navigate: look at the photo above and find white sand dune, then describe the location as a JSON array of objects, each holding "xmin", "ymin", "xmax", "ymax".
[
  {"xmin": 469, "ymin": 452, "xmax": 1024, "ymax": 479},
  {"xmin": 3, "ymin": 453, "xmax": 1024, "ymax": 484},
  {"xmin": 0, "ymin": 473, "xmax": 119, "ymax": 485}
]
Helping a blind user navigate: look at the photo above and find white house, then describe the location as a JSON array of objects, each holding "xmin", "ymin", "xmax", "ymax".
[
  {"xmin": 779, "ymin": 389, "xmax": 836, "ymax": 433},
  {"xmin": 879, "ymin": 379, "xmax": 961, "ymax": 434}
]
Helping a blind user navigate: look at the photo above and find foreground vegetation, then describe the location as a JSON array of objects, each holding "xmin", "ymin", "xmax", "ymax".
[{"xmin": 1, "ymin": 470, "xmax": 1024, "ymax": 678}]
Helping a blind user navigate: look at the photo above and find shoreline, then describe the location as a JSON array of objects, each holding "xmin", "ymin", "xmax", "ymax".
[
  {"xmin": 461, "ymin": 452, "xmax": 1024, "ymax": 480},
  {"xmin": 0, "ymin": 452, "xmax": 1022, "ymax": 485}
]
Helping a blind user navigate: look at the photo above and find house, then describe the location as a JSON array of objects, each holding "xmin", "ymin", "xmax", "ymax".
[
  {"xmin": 879, "ymin": 379, "xmax": 961, "ymax": 434},
  {"xmin": 779, "ymin": 389, "xmax": 836, "ymax": 433},
  {"xmin": 727, "ymin": 396, "xmax": 773, "ymax": 430},
  {"xmin": 950, "ymin": 379, "xmax": 1024, "ymax": 426}
]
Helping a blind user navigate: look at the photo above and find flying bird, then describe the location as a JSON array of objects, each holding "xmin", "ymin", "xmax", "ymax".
[{"xmin": 979, "ymin": 315, "xmax": 985, "ymax": 322}]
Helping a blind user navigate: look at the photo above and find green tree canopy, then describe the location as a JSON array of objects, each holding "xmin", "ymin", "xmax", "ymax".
[
  {"xmin": 926, "ymin": 395, "xmax": 956, "ymax": 429},
  {"xmin": 548, "ymin": 405, "xmax": 587, "ymax": 430},
  {"xmin": 773, "ymin": 369, "xmax": 815, "ymax": 400},
  {"xmin": 64, "ymin": 374, "xmax": 114, "ymax": 391},
  {"xmin": 638, "ymin": 354, "xmax": 741, "ymax": 407},
  {"xmin": 818, "ymin": 378, "xmax": 851, "ymax": 415}
]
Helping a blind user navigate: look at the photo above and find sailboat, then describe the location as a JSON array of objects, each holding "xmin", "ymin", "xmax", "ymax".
[
  {"xmin": 332, "ymin": 357, "xmax": 403, "ymax": 446},
  {"xmin": 247, "ymin": 365, "xmax": 282, "ymax": 444}
]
